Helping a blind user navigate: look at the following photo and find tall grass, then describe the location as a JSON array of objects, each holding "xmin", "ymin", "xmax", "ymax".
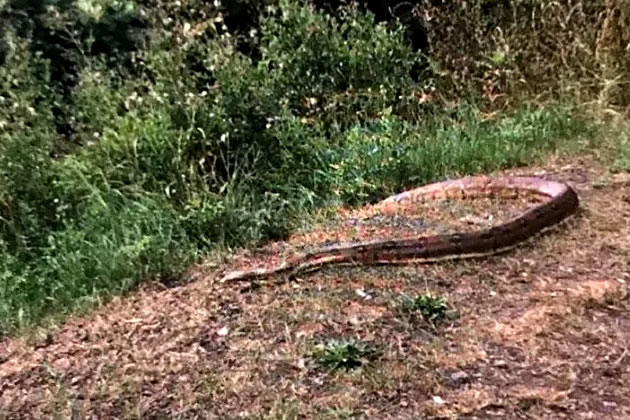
[
  {"xmin": 325, "ymin": 105, "xmax": 591, "ymax": 205},
  {"xmin": 0, "ymin": 0, "xmax": 596, "ymax": 335}
]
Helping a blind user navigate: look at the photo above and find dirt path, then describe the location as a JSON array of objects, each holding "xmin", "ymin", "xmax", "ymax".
[{"xmin": 1, "ymin": 154, "xmax": 629, "ymax": 419}]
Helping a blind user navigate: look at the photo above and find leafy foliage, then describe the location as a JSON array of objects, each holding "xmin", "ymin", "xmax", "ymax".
[
  {"xmin": 312, "ymin": 339, "xmax": 381, "ymax": 370},
  {"xmin": 398, "ymin": 293, "xmax": 450, "ymax": 323},
  {"xmin": 0, "ymin": 0, "xmax": 596, "ymax": 333}
]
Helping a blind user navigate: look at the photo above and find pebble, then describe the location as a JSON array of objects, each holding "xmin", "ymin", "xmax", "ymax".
[{"xmin": 450, "ymin": 370, "xmax": 470, "ymax": 383}]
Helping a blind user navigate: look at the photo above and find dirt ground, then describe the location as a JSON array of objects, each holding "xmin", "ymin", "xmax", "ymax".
[{"xmin": 1, "ymin": 153, "xmax": 629, "ymax": 419}]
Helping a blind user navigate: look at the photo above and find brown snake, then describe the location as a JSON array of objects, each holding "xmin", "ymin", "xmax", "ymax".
[{"xmin": 221, "ymin": 176, "xmax": 579, "ymax": 282}]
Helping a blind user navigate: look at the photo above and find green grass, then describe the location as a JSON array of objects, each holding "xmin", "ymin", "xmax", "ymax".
[
  {"xmin": 0, "ymin": 0, "xmax": 598, "ymax": 335},
  {"xmin": 312, "ymin": 339, "xmax": 382, "ymax": 371},
  {"xmin": 0, "ymin": 102, "xmax": 596, "ymax": 336},
  {"xmin": 397, "ymin": 293, "xmax": 451, "ymax": 323},
  {"xmin": 324, "ymin": 104, "xmax": 593, "ymax": 205}
]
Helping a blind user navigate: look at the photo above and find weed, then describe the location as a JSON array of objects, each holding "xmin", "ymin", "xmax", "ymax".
[
  {"xmin": 397, "ymin": 293, "xmax": 451, "ymax": 323},
  {"xmin": 312, "ymin": 339, "xmax": 381, "ymax": 371}
]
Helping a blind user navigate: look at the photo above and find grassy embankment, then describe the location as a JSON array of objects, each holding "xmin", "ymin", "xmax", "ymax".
[{"xmin": 1, "ymin": 0, "xmax": 626, "ymax": 335}]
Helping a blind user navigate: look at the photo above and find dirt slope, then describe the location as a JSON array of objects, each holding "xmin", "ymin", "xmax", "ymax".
[{"xmin": 1, "ymin": 154, "xmax": 629, "ymax": 419}]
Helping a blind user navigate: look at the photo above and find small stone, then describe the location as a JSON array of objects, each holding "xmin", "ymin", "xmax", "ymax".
[
  {"xmin": 493, "ymin": 359, "xmax": 508, "ymax": 368},
  {"xmin": 450, "ymin": 370, "xmax": 470, "ymax": 383},
  {"xmin": 355, "ymin": 289, "xmax": 372, "ymax": 300},
  {"xmin": 348, "ymin": 316, "xmax": 360, "ymax": 325},
  {"xmin": 432, "ymin": 396, "xmax": 445, "ymax": 405},
  {"xmin": 217, "ymin": 326, "xmax": 229, "ymax": 336}
]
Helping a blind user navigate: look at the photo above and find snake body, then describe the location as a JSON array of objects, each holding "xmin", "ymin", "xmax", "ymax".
[{"xmin": 221, "ymin": 176, "xmax": 579, "ymax": 282}]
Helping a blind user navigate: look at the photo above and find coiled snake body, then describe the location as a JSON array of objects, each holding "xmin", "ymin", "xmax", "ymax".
[{"xmin": 221, "ymin": 176, "xmax": 579, "ymax": 282}]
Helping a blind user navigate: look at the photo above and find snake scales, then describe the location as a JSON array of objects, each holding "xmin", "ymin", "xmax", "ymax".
[{"xmin": 221, "ymin": 176, "xmax": 579, "ymax": 282}]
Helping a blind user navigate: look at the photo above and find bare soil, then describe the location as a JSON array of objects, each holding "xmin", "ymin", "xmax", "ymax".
[{"xmin": 1, "ymin": 153, "xmax": 629, "ymax": 419}]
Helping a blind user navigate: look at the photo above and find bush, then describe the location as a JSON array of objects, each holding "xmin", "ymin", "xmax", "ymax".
[
  {"xmin": 259, "ymin": 0, "xmax": 423, "ymax": 129},
  {"xmin": 0, "ymin": 0, "xmax": 597, "ymax": 333},
  {"xmin": 0, "ymin": 42, "xmax": 60, "ymax": 257}
]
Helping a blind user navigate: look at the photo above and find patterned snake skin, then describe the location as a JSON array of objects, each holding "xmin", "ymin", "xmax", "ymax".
[{"xmin": 221, "ymin": 176, "xmax": 579, "ymax": 282}]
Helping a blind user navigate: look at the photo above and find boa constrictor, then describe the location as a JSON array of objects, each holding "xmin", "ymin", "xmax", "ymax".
[{"xmin": 221, "ymin": 176, "xmax": 579, "ymax": 282}]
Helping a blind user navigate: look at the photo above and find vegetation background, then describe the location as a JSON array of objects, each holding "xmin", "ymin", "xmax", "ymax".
[{"xmin": 0, "ymin": 0, "xmax": 628, "ymax": 335}]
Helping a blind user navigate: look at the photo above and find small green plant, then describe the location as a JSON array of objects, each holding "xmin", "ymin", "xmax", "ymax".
[
  {"xmin": 312, "ymin": 339, "xmax": 381, "ymax": 371},
  {"xmin": 615, "ymin": 130, "xmax": 630, "ymax": 172},
  {"xmin": 398, "ymin": 293, "xmax": 450, "ymax": 323}
]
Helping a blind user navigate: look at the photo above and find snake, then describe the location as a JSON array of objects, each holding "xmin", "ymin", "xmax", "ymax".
[{"xmin": 220, "ymin": 176, "xmax": 579, "ymax": 282}]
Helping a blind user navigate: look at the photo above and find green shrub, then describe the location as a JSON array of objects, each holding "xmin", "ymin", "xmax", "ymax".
[
  {"xmin": 0, "ymin": 43, "xmax": 60, "ymax": 257},
  {"xmin": 259, "ymin": 0, "xmax": 423, "ymax": 130},
  {"xmin": 0, "ymin": 0, "xmax": 597, "ymax": 334}
]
